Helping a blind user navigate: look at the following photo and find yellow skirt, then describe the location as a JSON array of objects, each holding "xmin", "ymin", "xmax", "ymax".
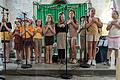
[{"xmin": 0, "ymin": 31, "xmax": 12, "ymax": 41}]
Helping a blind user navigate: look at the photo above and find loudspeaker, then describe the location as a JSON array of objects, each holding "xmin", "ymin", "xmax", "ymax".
[
  {"xmin": 52, "ymin": 55, "xmax": 58, "ymax": 63},
  {"xmin": 80, "ymin": 63, "xmax": 90, "ymax": 68}
]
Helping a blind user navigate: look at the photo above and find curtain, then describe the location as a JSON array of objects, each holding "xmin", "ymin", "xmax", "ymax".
[
  {"xmin": 37, "ymin": 3, "xmax": 87, "ymax": 25},
  {"xmin": 35, "ymin": 3, "xmax": 87, "ymax": 50}
]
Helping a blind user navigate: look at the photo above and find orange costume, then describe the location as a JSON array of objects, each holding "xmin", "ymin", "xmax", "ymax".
[{"xmin": 20, "ymin": 26, "xmax": 34, "ymax": 47}]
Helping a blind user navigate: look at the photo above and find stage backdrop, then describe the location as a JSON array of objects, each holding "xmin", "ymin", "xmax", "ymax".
[{"xmin": 35, "ymin": 3, "xmax": 87, "ymax": 25}]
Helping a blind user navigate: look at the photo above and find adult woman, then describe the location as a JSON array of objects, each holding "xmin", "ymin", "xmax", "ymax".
[
  {"xmin": 43, "ymin": 14, "xmax": 56, "ymax": 64},
  {"xmin": 55, "ymin": 12, "xmax": 68, "ymax": 64},
  {"xmin": 86, "ymin": 7, "xmax": 103, "ymax": 66},
  {"xmin": 67, "ymin": 10, "xmax": 79, "ymax": 64}
]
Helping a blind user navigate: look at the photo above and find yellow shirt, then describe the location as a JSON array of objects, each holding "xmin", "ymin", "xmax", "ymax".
[
  {"xmin": 20, "ymin": 26, "xmax": 34, "ymax": 39},
  {"xmin": 87, "ymin": 18, "xmax": 98, "ymax": 35},
  {"xmin": 33, "ymin": 26, "xmax": 42, "ymax": 39}
]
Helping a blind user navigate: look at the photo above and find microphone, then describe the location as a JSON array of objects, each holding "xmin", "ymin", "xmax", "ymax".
[
  {"xmin": 18, "ymin": 9, "xmax": 27, "ymax": 16},
  {"xmin": 0, "ymin": 5, "xmax": 9, "ymax": 11},
  {"xmin": 22, "ymin": 12, "xmax": 27, "ymax": 15}
]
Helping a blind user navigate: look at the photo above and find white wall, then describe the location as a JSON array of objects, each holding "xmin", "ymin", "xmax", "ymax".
[
  {"xmin": 0, "ymin": 0, "xmax": 119, "ymax": 24},
  {"xmin": 0, "ymin": 0, "xmax": 6, "ymax": 20},
  {"xmin": 115, "ymin": 0, "xmax": 120, "ymax": 13},
  {"xmin": 6, "ymin": 0, "xmax": 55, "ymax": 24},
  {"xmin": 6, "ymin": 0, "xmax": 34, "ymax": 24}
]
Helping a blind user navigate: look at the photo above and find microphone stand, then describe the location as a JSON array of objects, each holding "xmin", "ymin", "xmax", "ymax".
[
  {"xmin": 79, "ymin": 16, "xmax": 90, "ymax": 68},
  {"xmin": 6, "ymin": 12, "xmax": 9, "ymax": 22},
  {"xmin": 21, "ymin": 12, "xmax": 32, "ymax": 68},
  {"xmin": 79, "ymin": 1, "xmax": 92, "ymax": 68},
  {"xmin": 1, "ymin": 8, "xmax": 6, "ymax": 71},
  {"xmin": 6, "ymin": 12, "xmax": 13, "ymax": 59},
  {"xmin": 60, "ymin": 5, "xmax": 73, "ymax": 79},
  {"xmin": 84, "ymin": 16, "xmax": 88, "ymax": 62}
]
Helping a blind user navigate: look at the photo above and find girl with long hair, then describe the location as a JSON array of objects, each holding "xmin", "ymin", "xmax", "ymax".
[
  {"xmin": 33, "ymin": 19, "xmax": 43, "ymax": 63},
  {"xmin": 86, "ymin": 7, "xmax": 103, "ymax": 66},
  {"xmin": 67, "ymin": 10, "xmax": 79, "ymax": 64},
  {"xmin": 43, "ymin": 14, "xmax": 56, "ymax": 64},
  {"xmin": 106, "ymin": 10, "xmax": 120, "ymax": 66}
]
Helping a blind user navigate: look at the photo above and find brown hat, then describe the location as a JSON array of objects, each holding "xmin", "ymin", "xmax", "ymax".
[{"xmin": 23, "ymin": 19, "xmax": 29, "ymax": 22}]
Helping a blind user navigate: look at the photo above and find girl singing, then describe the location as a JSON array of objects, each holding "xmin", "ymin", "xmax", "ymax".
[
  {"xmin": 43, "ymin": 14, "xmax": 56, "ymax": 64},
  {"xmin": 12, "ymin": 21, "xmax": 23, "ymax": 63},
  {"xmin": 86, "ymin": 8, "xmax": 103, "ymax": 66},
  {"xmin": 67, "ymin": 10, "xmax": 79, "ymax": 64},
  {"xmin": 0, "ymin": 17, "xmax": 12, "ymax": 63},
  {"xmin": 20, "ymin": 19, "xmax": 34, "ymax": 64},
  {"xmin": 106, "ymin": 10, "xmax": 120, "ymax": 66},
  {"xmin": 33, "ymin": 19, "xmax": 43, "ymax": 63}
]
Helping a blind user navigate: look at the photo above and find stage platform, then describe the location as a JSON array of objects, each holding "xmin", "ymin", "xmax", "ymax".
[
  {"xmin": 1, "ymin": 62, "xmax": 116, "ymax": 77},
  {"xmin": 0, "ymin": 48, "xmax": 116, "ymax": 77}
]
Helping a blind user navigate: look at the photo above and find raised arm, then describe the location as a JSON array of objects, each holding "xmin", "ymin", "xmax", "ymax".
[
  {"xmin": 113, "ymin": 21, "xmax": 120, "ymax": 29},
  {"xmin": 71, "ymin": 21, "xmax": 79, "ymax": 29},
  {"xmin": 49, "ymin": 25, "xmax": 56, "ymax": 34},
  {"xmin": 43, "ymin": 26, "xmax": 49, "ymax": 35},
  {"xmin": 5, "ymin": 22, "xmax": 12, "ymax": 32},
  {"xmin": 85, "ymin": 18, "xmax": 94, "ymax": 29},
  {"xmin": 106, "ymin": 21, "xmax": 112, "ymax": 31},
  {"xmin": 95, "ymin": 18, "xmax": 103, "ymax": 28}
]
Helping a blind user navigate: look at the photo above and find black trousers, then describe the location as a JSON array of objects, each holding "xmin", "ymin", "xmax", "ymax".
[{"xmin": 58, "ymin": 49, "xmax": 65, "ymax": 60}]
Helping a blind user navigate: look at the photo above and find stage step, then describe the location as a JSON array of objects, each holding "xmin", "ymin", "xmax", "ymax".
[{"xmin": 0, "ymin": 63, "xmax": 115, "ymax": 76}]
